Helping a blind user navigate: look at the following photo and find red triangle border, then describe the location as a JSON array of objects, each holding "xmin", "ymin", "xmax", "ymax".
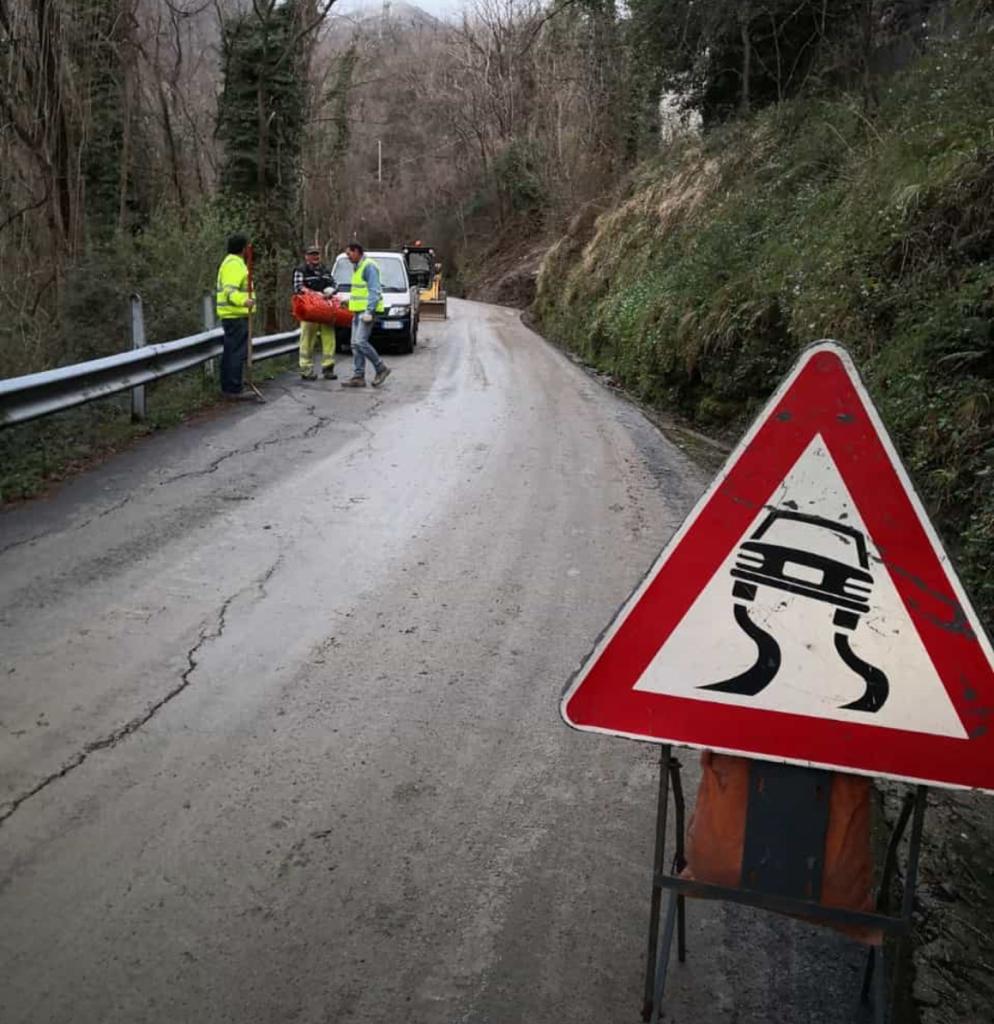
[{"xmin": 562, "ymin": 342, "xmax": 994, "ymax": 792}]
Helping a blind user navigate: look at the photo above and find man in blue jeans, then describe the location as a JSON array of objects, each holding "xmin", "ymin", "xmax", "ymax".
[
  {"xmin": 341, "ymin": 242, "xmax": 392, "ymax": 388},
  {"xmin": 215, "ymin": 233, "xmax": 257, "ymax": 400}
]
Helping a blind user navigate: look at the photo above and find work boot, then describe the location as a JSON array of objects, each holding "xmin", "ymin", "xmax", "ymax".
[
  {"xmin": 322, "ymin": 367, "xmax": 338, "ymax": 380},
  {"xmin": 341, "ymin": 377, "xmax": 366, "ymax": 388},
  {"xmin": 300, "ymin": 369, "xmax": 317, "ymax": 381},
  {"xmin": 371, "ymin": 366, "xmax": 392, "ymax": 387}
]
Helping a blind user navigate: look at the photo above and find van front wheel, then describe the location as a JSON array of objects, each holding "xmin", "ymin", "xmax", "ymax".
[{"xmin": 399, "ymin": 320, "xmax": 415, "ymax": 354}]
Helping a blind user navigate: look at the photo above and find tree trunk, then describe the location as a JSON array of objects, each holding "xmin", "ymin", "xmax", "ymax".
[{"xmin": 739, "ymin": 0, "xmax": 752, "ymax": 115}]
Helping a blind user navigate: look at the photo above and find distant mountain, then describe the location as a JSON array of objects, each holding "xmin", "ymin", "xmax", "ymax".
[
  {"xmin": 352, "ymin": 0, "xmax": 445, "ymax": 31},
  {"xmin": 325, "ymin": 0, "xmax": 452, "ymax": 46},
  {"xmin": 383, "ymin": 1, "xmax": 444, "ymax": 27}
]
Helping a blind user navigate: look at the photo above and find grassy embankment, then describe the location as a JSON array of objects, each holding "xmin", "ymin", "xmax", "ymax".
[{"xmin": 535, "ymin": 25, "xmax": 994, "ymax": 633}]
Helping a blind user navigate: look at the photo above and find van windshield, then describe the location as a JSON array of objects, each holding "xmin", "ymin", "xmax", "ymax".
[{"xmin": 333, "ymin": 255, "xmax": 408, "ymax": 292}]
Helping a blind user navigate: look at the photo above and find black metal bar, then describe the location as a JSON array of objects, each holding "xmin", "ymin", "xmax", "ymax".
[
  {"xmin": 862, "ymin": 788, "xmax": 915, "ymax": 1005},
  {"xmin": 651, "ymin": 894, "xmax": 679, "ymax": 1021},
  {"xmin": 654, "ymin": 875, "xmax": 911, "ymax": 934},
  {"xmin": 878, "ymin": 792, "xmax": 915, "ymax": 915},
  {"xmin": 669, "ymin": 759, "xmax": 688, "ymax": 964},
  {"xmin": 642, "ymin": 746, "xmax": 672, "ymax": 1023},
  {"xmin": 873, "ymin": 942, "xmax": 888, "ymax": 1024},
  {"xmin": 861, "ymin": 946, "xmax": 876, "ymax": 1005},
  {"xmin": 888, "ymin": 786, "xmax": 927, "ymax": 1020},
  {"xmin": 677, "ymin": 894, "xmax": 687, "ymax": 965},
  {"xmin": 901, "ymin": 787, "xmax": 927, "ymax": 920}
]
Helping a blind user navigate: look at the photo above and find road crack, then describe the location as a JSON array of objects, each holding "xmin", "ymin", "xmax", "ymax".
[
  {"xmin": 160, "ymin": 397, "xmax": 333, "ymax": 484},
  {"xmin": 0, "ymin": 531, "xmax": 46, "ymax": 557},
  {"xmin": 0, "ymin": 494, "xmax": 135, "ymax": 557},
  {"xmin": 0, "ymin": 552, "xmax": 284, "ymax": 830}
]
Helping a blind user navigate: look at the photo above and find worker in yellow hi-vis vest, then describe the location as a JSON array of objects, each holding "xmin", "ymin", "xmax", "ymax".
[
  {"xmin": 340, "ymin": 242, "xmax": 391, "ymax": 389},
  {"xmin": 215, "ymin": 233, "xmax": 257, "ymax": 401}
]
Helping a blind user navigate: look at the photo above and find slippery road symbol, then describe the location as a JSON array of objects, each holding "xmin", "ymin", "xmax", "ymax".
[{"xmin": 700, "ymin": 510, "xmax": 889, "ymax": 713}]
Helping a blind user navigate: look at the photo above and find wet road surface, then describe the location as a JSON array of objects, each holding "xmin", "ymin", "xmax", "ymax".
[{"xmin": 0, "ymin": 300, "xmax": 867, "ymax": 1023}]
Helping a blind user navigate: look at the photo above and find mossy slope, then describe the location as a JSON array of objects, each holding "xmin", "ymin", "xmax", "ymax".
[{"xmin": 536, "ymin": 25, "xmax": 994, "ymax": 629}]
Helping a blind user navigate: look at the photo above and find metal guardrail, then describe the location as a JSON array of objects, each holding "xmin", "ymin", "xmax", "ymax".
[{"xmin": 0, "ymin": 296, "xmax": 300, "ymax": 428}]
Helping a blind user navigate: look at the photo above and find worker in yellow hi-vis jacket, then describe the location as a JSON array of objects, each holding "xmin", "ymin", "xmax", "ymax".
[{"xmin": 215, "ymin": 233, "xmax": 256, "ymax": 400}]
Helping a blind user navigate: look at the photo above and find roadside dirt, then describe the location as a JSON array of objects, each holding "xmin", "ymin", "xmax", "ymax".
[{"xmin": 462, "ymin": 235, "xmax": 548, "ymax": 309}]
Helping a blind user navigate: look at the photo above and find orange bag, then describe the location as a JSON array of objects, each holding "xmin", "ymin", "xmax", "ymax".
[
  {"xmin": 291, "ymin": 291, "xmax": 351, "ymax": 327},
  {"xmin": 682, "ymin": 752, "xmax": 880, "ymax": 944}
]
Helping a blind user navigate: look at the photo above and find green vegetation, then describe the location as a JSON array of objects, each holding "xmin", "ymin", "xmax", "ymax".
[
  {"xmin": 0, "ymin": 200, "xmax": 273, "ymax": 382},
  {"xmin": 0, "ymin": 194, "xmax": 299, "ymax": 504},
  {"xmin": 0, "ymin": 195, "xmax": 298, "ymax": 502},
  {"xmin": 536, "ymin": 22, "xmax": 994, "ymax": 628}
]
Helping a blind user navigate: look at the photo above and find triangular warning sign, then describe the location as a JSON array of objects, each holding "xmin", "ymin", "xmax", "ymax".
[{"xmin": 562, "ymin": 342, "xmax": 994, "ymax": 791}]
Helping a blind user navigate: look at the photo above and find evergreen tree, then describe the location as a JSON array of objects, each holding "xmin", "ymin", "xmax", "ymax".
[
  {"xmin": 217, "ymin": 1, "xmax": 309, "ymax": 223},
  {"xmin": 217, "ymin": 0, "xmax": 315, "ymax": 326}
]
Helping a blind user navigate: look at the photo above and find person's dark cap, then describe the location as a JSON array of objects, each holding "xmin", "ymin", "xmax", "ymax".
[{"xmin": 305, "ymin": 245, "xmax": 320, "ymax": 255}]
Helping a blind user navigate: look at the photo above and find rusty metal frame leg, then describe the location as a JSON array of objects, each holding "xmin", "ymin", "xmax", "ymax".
[
  {"xmin": 861, "ymin": 791, "xmax": 914, "ymax": 1006},
  {"xmin": 669, "ymin": 757, "xmax": 688, "ymax": 963},
  {"xmin": 642, "ymin": 746, "xmax": 672, "ymax": 1022},
  {"xmin": 861, "ymin": 945, "xmax": 890, "ymax": 1024},
  {"xmin": 858, "ymin": 785, "xmax": 925, "ymax": 1024},
  {"xmin": 643, "ymin": 771, "xmax": 925, "ymax": 1024},
  {"xmin": 874, "ymin": 944, "xmax": 888, "ymax": 1024},
  {"xmin": 886, "ymin": 787, "xmax": 927, "ymax": 1022},
  {"xmin": 651, "ymin": 893, "xmax": 679, "ymax": 1021}
]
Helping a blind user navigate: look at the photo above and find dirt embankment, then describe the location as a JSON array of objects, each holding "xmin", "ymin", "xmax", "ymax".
[{"xmin": 463, "ymin": 240, "xmax": 549, "ymax": 309}]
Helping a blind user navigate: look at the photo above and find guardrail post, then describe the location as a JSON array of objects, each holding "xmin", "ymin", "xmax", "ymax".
[
  {"xmin": 130, "ymin": 293, "xmax": 146, "ymax": 422},
  {"xmin": 202, "ymin": 294, "xmax": 216, "ymax": 382}
]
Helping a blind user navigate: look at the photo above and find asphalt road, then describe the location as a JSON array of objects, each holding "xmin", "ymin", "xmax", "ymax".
[{"xmin": 0, "ymin": 299, "xmax": 866, "ymax": 1023}]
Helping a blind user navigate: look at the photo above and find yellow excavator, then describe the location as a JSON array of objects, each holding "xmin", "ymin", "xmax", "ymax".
[{"xmin": 403, "ymin": 243, "xmax": 447, "ymax": 320}]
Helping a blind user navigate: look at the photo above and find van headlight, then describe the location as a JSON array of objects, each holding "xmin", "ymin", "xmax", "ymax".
[{"xmin": 386, "ymin": 306, "xmax": 408, "ymax": 318}]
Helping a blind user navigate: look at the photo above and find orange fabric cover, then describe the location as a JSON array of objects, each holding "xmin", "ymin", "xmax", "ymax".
[
  {"xmin": 291, "ymin": 291, "xmax": 351, "ymax": 327},
  {"xmin": 682, "ymin": 752, "xmax": 880, "ymax": 944}
]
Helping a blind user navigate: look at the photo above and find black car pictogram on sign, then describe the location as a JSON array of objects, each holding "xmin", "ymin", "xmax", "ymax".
[{"xmin": 700, "ymin": 510, "xmax": 889, "ymax": 713}]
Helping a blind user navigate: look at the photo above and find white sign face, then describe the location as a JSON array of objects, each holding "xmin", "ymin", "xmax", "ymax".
[{"xmin": 633, "ymin": 435, "xmax": 967, "ymax": 738}]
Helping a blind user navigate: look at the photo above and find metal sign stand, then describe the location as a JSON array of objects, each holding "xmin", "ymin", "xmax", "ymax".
[{"xmin": 641, "ymin": 747, "xmax": 926, "ymax": 1024}]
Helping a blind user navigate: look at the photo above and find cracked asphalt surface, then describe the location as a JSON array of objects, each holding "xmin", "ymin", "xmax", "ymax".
[{"xmin": 1, "ymin": 300, "xmax": 866, "ymax": 1023}]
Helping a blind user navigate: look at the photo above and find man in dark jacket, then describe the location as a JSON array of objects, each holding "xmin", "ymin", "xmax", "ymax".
[{"xmin": 293, "ymin": 245, "xmax": 337, "ymax": 380}]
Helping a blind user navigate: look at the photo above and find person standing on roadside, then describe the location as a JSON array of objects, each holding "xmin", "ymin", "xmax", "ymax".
[
  {"xmin": 215, "ymin": 233, "xmax": 257, "ymax": 401},
  {"xmin": 340, "ymin": 242, "xmax": 391, "ymax": 389},
  {"xmin": 292, "ymin": 245, "xmax": 338, "ymax": 381}
]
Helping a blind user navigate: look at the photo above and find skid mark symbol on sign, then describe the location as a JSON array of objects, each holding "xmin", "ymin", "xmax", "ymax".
[{"xmin": 705, "ymin": 509, "xmax": 882, "ymax": 709}]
